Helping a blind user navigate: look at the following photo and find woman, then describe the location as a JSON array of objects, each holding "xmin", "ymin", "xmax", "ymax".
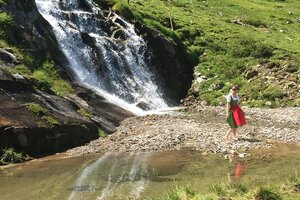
[{"xmin": 225, "ymin": 85, "xmax": 246, "ymax": 141}]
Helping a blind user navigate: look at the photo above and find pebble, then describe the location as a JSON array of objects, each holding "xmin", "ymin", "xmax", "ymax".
[{"xmin": 67, "ymin": 106, "xmax": 300, "ymax": 157}]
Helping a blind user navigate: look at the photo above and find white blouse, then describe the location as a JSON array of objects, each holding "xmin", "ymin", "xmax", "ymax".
[{"xmin": 226, "ymin": 94, "xmax": 239, "ymax": 103}]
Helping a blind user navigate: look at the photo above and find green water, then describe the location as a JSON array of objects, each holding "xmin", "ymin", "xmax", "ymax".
[{"xmin": 0, "ymin": 144, "xmax": 299, "ymax": 200}]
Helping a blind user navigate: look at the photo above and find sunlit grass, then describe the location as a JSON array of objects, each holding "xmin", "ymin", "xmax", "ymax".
[{"xmin": 109, "ymin": 0, "xmax": 300, "ymax": 107}]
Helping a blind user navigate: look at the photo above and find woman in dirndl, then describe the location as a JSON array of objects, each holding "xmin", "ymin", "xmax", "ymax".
[{"xmin": 225, "ymin": 85, "xmax": 246, "ymax": 141}]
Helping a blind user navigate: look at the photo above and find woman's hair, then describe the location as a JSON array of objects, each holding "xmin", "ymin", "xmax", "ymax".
[{"xmin": 231, "ymin": 85, "xmax": 239, "ymax": 91}]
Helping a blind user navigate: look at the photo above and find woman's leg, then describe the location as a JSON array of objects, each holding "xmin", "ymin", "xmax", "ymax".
[
  {"xmin": 225, "ymin": 128, "xmax": 232, "ymax": 140},
  {"xmin": 232, "ymin": 128, "xmax": 238, "ymax": 140}
]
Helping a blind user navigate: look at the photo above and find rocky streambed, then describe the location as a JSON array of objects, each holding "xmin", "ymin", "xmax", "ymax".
[{"xmin": 67, "ymin": 106, "xmax": 300, "ymax": 157}]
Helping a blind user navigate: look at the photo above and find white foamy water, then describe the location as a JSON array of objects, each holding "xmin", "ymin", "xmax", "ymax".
[{"xmin": 35, "ymin": 0, "xmax": 169, "ymax": 115}]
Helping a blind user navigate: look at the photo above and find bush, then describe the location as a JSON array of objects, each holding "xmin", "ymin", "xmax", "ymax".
[{"xmin": 0, "ymin": 148, "xmax": 24, "ymax": 165}]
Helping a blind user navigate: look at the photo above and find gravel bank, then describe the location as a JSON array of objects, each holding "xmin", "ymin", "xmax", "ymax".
[{"xmin": 67, "ymin": 106, "xmax": 300, "ymax": 157}]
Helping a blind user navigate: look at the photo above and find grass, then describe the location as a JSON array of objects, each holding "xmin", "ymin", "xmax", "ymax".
[
  {"xmin": 41, "ymin": 115, "xmax": 60, "ymax": 126},
  {"xmin": 1, "ymin": 7, "xmax": 74, "ymax": 98},
  {"xmin": 31, "ymin": 60, "xmax": 74, "ymax": 96},
  {"xmin": 97, "ymin": 129, "xmax": 107, "ymax": 138},
  {"xmin": 22, "ymin": 102, "xmax": 60, "ymax": 126},
  {"xmin": 0, "ymin": 0, "xmax": 8, "ymax": 7},
  {"xmin": 107, "ymin": 0, "xmax": 300, "ymax": 107},
  {"xmin": 77, "ymin": 108, "xmax": 92, "ymax": 120},
  {"xmin": 22, "ymin": 102, "xmax": 48, "ymax": 115},
  {"xmin": 9, "ymin": 59, "xmax": 74, "ymax": 96},
  {"xmin": 2, "ymin": 0, "xmax": 300, "ymax": 107},
  {"xmin": 0, "ymin": 12, "xmax": 13, "ymax": 36},
  {"xmin": 151, "ymin": 177, "xmax": 300, "ymax": 200}
]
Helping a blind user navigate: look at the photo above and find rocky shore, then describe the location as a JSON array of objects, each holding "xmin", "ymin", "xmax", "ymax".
[{"xmin": 67, "ymin": 106, "xmax": 300, "ymax": 157}]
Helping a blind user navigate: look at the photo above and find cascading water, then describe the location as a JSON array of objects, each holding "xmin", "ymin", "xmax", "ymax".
[{"xmin": 35, "ymin": 0, "xmax": 169, "ymax": 115}]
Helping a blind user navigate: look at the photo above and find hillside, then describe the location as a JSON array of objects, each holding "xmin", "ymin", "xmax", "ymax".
[{"xmin": 108, "ymin": 0, "xmax": 300, "ymax": 107}]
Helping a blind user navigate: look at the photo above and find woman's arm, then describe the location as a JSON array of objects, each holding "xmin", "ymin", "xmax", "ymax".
[{"xmin": 226, "ymin": 102, "xmax": 231, "ymax": 116}]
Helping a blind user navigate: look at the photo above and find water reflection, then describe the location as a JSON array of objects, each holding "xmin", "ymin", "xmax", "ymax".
[
  {"xmin": 0, "ymin": 145, "xmax": 299, "ymax": 200},
  {"xmin": 226, "ymin": 154, "xmax": 247, "ymax": 182}
]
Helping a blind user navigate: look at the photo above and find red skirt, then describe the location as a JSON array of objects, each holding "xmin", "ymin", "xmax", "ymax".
[{"xmin": 231, "ymin": 105, "xmax": 246, "ymax": 126}]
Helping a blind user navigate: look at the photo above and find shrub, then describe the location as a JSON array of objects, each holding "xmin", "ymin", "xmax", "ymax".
[{"xmin": 0, "ymin": 148, "xmax": 24, "ymax": 164}]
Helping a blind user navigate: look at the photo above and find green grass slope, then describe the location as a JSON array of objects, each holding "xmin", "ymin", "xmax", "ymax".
[
  {"xmin": 0, "ymin": 8, "xmax": 73, "ymax": 97},
  {"xmin": 108, "ymin": 0, "xmax": 300, "ymax": 107}
]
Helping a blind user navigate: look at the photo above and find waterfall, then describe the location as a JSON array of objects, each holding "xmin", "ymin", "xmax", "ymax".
[{"xmin": 35, "ymin": 0, "xmax": 169, "ymax": 115}]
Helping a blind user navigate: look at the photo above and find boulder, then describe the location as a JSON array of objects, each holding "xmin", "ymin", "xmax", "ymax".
[
  {"xmin": 245, "ymin": 70, "xmax": 258, "ymax": 79},
  {"xmin": 0, "ymin": 48, "xmax": 18, "ymax": 65}
]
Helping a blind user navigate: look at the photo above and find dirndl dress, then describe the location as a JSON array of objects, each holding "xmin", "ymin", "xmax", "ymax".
[{"xmin": 226, "ymin": 95, "xmax": 246, "ymax": 128}]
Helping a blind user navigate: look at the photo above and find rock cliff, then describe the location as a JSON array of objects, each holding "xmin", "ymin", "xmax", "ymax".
[{"xmin": 0, "ymin": 0, "xmax": 193, "ymax": 156}]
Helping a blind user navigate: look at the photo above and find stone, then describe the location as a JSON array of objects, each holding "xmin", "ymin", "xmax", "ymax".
[
  {"xmin": 215, "ymin": 82, "xmax": 224, "ymax": 90},
  {"xmin": 265, "ymin": 101, "xmax": 272, "ymax": 106},
  {"xmin": 0, "ymin": 48, "xmax": 18, "ymax": 65},
  {"xmin": 245, "ymin": 70, "xmax": 258, "ymax": 79}
]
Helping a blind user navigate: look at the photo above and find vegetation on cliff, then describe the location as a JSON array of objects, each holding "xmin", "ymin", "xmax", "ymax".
[
  {"xmin": 1, "ymin": 3, "xmax": 73, "ymax": 97},
  {"xmin": 0, "ymin": 148, "xmax": 26, "ymax": 165},
  {"xmin": 107, "ymin": 0, "xmax": 300, "ymax": 107}
]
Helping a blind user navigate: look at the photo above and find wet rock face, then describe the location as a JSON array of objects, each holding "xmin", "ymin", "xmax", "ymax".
[
  {"xmin": 0, "ymin": 66, "xmax": 133, "ymax": 156},
  {"xmin": 1, "ymin": 124, "xmax": 98, "ymax": 156},
  {"xmin": 134, "ymin": 22, "xmax": 194, "ymax": 104},
  {"xmin": 2, "ymin": 0, "xmax": 69, "ymax": 70}
]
